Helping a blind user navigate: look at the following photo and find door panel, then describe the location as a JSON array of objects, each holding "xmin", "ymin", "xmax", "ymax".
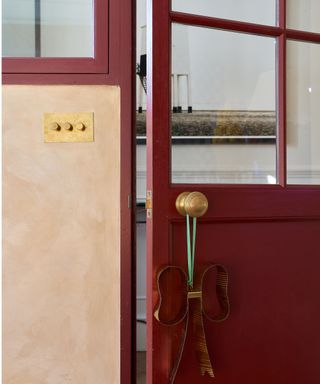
[
  {"xmin": 153, "ymin": 216, "xmax": 320, "ymax": 383},
  {"xmin": 171, "ymin": 220, "xmax": 320, "ymax": 383}
]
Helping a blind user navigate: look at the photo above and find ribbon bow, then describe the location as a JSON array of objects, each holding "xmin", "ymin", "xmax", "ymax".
[{"xmin": 154, "ymin": 264, "xmax": 230, "ymax": 382}]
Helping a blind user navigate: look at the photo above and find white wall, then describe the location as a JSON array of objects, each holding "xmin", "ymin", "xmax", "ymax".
[
  {"xmin": 3, "ymin": 0, "xmax": 93, "ymax": 57},
  {"xmin": 287, "ymin": 0, "xmax": 320, "ymax": 33},
  {"xmin": 172, "ymin": 0, "xmax": 276, "ymax": 26},
  {"xmin": 3, "ymin": 0, "xmax": 35, "ymax": 56},
  {"xmin": 172, "ymin": 24, "xmax": 275, "ymax": 111},
  {"xmin": 136, "ymin": 0, "xmax": 276, "ymax": 111},
  {"xmin": 287, "ymin": 40, "xmax": 320, "ymax": 184},
  {"xmin": 41, "ymin": 0, "xmax": 93, "ymax": 57},
  {"xmin": 137, "ymin": 143, "xmax": 277, "ymax": 203}
]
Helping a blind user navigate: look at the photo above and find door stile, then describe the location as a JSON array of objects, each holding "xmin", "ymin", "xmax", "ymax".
[
  {"xmin": 146, "ymin": 0, "xmax": 172, "ymax": 383},
  {"xmin": 278, "ymin": 0, "xmax": 287, "ymax": 186}
]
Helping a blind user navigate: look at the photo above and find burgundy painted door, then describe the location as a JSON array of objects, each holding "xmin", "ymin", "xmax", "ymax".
[{"xmin": 146, "ymin": 1, "xmax": 320, "ymax": 383}]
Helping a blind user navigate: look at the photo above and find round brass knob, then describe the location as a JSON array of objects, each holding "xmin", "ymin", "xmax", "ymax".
[
  {"xmin": 184, "ymin": 192, "xmax": 208, "ymax": 218},
  {"xmin": 49, "ymin": 122, "xmax": 60, "ymax": 131},
  {"xmin": 175, "ymin": 191, "xmax": 190, "ymax": 216},
  {"xmin": 75, "ymin": 122, "xmax": 85, "ymax": 131},
  {"xmin": 62, "ymin": 122, "xmax": 73, "ymax": 131}
]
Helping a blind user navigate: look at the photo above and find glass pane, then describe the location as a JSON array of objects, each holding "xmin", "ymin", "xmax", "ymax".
[
  {"xmin": 2, "ymin": 0, "xmax": 35, "ymax": 56},
  {"xmin": 287, "ymin": 41, "xmax": 320, "ymax": 185},
  {"xmin": 172, "ymin": 0, "xmax": 277, "ymax": 26},
  {"xmin": 171, "ymin": 25, "xmax": 277, "ymax": 184},
  {"xmin": 287, "ymin": 0, "xmax": 320, "ymax": 34},
  {"xmin": 2, "ymin": 0, "xmax": 94, "ymax": 57}
]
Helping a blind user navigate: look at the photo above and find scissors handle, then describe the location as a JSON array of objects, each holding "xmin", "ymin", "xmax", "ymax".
[
  {"xmin": 154, "ymin": 266, "xmax": 189, "ymax": 326},
  {"xmin": 154, "ymin": 263, "xmax": 230, "ymax": 382},
  {"xmin": 199, "ymin": 264, "xmax": 230, "ymax": 322}
]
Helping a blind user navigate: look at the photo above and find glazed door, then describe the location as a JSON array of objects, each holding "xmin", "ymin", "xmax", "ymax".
[{"xmin": 146, "ymin": 1, "xmax": 320, "ymax": 383}]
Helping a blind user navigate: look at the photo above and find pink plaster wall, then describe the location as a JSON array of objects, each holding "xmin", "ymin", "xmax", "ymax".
[{"xmin": 3, "ymin": 85, "xmax": 121, "ymax": 384}]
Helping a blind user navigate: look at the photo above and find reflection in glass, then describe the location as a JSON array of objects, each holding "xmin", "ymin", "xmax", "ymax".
[
  {"xmin": 2, "ymin": 0, "xmax": 35, "ymax": 56},
  {"xmin": 287, "ymin": 41, "xmax": 320, "ymax": 185},
  {"xmin": 172, "ymin": 0, "xmax": 277, "ymax": 26},
  {"xmin": 171, "ymin": 24, "xmax": 277, "ymax": 184},
  {"xmin": 287, "ymin": 0, "xmax": 320, "ymax": 34},
  {"xmin": 2, "ymin": 0, "xmax": 94, "ymax": 57}
]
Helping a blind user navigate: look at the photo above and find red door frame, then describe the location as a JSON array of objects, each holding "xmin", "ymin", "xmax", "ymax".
[
  {"xmin": 147, "ymin": 0, "xmax": 320, "ymax": 383},
  {"xmin": 3, "ymin": 0, "xmax": 136, "ymax": 383}
]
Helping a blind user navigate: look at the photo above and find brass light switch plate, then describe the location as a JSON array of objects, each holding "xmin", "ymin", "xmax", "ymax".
[{"xmin": 44, "ymin": 112, "xmax": 94, "ymax": 143}]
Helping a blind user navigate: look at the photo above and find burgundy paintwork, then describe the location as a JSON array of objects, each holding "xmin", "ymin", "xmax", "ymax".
[
  {"xmin": 147, "ymin": 0, "xmax": 320, "ymax": 383},
  {"xmin": 2, "ymin": 1, "xmax": 135, "ymax": 383},
  {"xmin": 170, "ymin": 12, "xmax": 283, "ymax": 37}
]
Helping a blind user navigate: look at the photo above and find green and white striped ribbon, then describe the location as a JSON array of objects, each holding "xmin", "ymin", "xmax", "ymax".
[{"xmin": 186, "ymin": 214, "xmax": 197, "ymax": 287}]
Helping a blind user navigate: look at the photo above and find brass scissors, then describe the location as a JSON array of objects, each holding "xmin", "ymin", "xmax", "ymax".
[{"xmin": 154, "ymin": 264, "xmax": 230, "ymax": 382}]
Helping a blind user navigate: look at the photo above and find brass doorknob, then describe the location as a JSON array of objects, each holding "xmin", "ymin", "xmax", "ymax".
[
  {"xmin": 175, "ymin": 191, "xmax": 208, "ymax": 218},
  {"xmin": 175, "ymin": 191, "xmax": 190, "ymax": 216}
]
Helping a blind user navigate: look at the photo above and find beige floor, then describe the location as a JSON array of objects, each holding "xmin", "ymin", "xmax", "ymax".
[{"xmin": 137, "ymin": 352, "xmax": 146, "ymax": 384}]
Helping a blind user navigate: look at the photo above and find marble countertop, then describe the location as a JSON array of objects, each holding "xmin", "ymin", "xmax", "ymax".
[{"xmin": 136, "ymin": 110, "xmax": 276, "ymax": 137}]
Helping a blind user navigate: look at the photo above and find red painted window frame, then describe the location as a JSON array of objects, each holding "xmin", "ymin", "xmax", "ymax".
[
  {"xmin": 2, "ymin": 0, "xmax": 108, "ymax": 74},
  {"xmin": 147, "ymin": 0, "xmax": 320, "ymax": 195},
  {"xmin": 169, "ymin": 2, "xmax": 320, "ymax": 188}
]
